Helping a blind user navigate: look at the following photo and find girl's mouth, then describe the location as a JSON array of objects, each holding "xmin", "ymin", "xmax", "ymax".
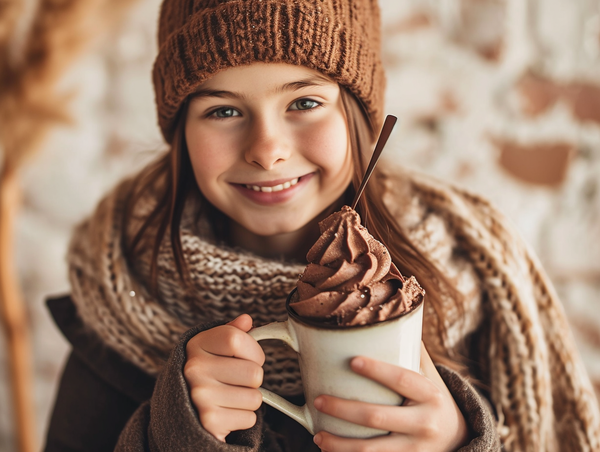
[
  {"xmin": 232, "ymin": 174, "xmax": 313, "ymax": 205},
  {"xmin": 244, "ymin": 177, "xmax": 299, "ymax": 193}
]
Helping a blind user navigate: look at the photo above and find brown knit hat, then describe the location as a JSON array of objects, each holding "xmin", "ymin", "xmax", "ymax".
[{"xmin": 153, "ymin": 0, "xmax": 386, "ymax": 144}]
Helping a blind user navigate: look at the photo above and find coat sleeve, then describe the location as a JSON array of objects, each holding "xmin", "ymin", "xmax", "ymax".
[
  {"xmin": 45, "ymin": 296, "xmax": 286, "ymax": 452},
  {"xmin": 114, "ymin": 324, "xmax": 267, "ymax": 452},
  {"xmin": 437, "ymin": 366, "xmax": 501, "ymax": 451}
]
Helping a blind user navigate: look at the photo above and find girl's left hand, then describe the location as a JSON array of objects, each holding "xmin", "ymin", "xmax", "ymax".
[{"xmin": 313, "ymin": 344, "xmax": 469, "ymax": 452}]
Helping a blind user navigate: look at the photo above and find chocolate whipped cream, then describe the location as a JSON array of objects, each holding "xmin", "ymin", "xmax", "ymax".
[{"xmin": 289, "ymin": 206, "xmax": 425, "ymax": 326}]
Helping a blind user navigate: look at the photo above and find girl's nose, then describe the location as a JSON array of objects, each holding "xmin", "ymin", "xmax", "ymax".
[{"xmin": 244, "ymin": 119, "xmax": 291, "ymax": 170}]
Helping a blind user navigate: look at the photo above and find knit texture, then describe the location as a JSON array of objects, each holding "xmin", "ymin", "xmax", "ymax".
[
  {"xmin": 68, "ymin": 180, "xmax": 306, "ymax": 396},
  {"xmin": 382, "ymin": 168, "xmax": 600, "ymax": 452},
  {"xmin": 152, "ymin": 0, "xmax": 385, "ymax": 143},
  {"xmin": 67, "ymin": 164, "xmax": 600, "ymax": 451}
]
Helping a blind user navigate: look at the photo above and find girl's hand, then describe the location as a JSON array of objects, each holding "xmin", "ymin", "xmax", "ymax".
[
  {"xmin": 184, "ymin": 314, "xmax": 265, "ymax": 442},
  {"xmin": 313, "ymin": 343, "xmax": 469, "ymax": 452}
]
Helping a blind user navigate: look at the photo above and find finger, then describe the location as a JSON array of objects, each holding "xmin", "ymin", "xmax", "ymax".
[
  {"xmin": 201, "ymin": 324, "xmax": 266, "ymax": 365},
  {"xmin": 314, "ymin": 395, "xmax": 421, "ymax": 434},
  {"xmin": 350, "ymin": 356, "xmax": 437, "ymax": 404},
  {"xmin": 191, "ymin": 385, "xmax": 263, "ymax": 411},
  {"xmin": 419, "ymin": 343, "xmax": 448, "ymax": 393},
  {"xmin": 227, "ymin": 314, "xmax": 253, "ymax": 332},
  {"xmin": 187, "ymin": 355, "xmax": 264, "ymax": 388},
  {"xmin": 420, "ymin": 343, "xmax": 470, "ymax": 448},
  {"xmin": 200, "ymin": 407, "xmax": 258, "ymax": 442},
  {"xmin": 213, "ymin": 355, "xmax": 264, "ymax": 387},
  {"xmin": 314, "ymin": 431, "xmax": 415, "ymax": 452}
]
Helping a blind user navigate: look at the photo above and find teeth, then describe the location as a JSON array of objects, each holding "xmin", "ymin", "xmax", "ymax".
[{"xmin": 245, "ymin": 177, "xmax": 300, "ymax": 193}]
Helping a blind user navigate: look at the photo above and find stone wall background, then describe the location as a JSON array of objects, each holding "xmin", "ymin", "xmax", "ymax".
[{"xmin": 0, "ymin": 0, "xmax": 599, "ymax": 450}]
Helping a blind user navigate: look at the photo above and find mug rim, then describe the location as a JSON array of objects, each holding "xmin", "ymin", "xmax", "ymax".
[{"xmin": 285, "ymin": 288, "xmax": 424, "ymax": 330}]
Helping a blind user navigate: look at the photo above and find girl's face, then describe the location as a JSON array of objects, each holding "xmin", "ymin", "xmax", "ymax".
[{"xmin": 185, "ymin": 63, "xmax": 353, "ymax": 240}]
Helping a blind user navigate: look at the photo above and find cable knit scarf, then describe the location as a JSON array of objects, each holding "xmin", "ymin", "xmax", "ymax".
[{"xmin": 67, "ymin": 165, "xmax": 600, "ymax": 451}]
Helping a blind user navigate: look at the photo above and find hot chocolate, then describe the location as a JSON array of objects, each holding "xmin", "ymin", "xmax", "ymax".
[{"xmin": 290, "ymin": 206, "xmax": 424, "ymax": 326}]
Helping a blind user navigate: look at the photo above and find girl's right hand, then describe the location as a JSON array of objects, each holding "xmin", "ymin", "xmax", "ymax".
[{"xmin": 184, "ymin": 314, "xmax": 265, "ymax": 442}]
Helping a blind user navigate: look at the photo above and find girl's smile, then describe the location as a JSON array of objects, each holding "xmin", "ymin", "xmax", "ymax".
[
  {"xmin": 185, "ymin": 63, "xmax": 353, "ymax": 257},
  {"xmin": 232, "ymin": 173, "xmax": 313, "ymax": 206}
]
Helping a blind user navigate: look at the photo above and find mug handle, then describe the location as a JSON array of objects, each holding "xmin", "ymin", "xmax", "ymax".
[{"xmin": 248, "ymin": 321, "xmax": 314, "ymax": 434}]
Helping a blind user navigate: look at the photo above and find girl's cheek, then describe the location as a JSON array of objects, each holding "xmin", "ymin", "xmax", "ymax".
[
  {"xmin": 298, "ymin": 119, "xmax": 349, "ymax": 166},
  {"xmin": 188, "ymin": 131, "xmax": 239, "ymax": 171}
]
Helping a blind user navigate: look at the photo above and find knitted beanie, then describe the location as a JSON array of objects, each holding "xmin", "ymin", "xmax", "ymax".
[{"xmin": 152, "ymin": 0, "xmax": 386, "ymax": 143}]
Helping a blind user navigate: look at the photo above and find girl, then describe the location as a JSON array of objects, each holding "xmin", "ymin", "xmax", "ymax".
[{"xmin": 45, "ymin": 0, "xmax": 600, "ymax": 451}]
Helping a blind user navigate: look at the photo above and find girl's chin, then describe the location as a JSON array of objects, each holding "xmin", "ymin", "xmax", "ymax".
[
  {"xmin": 243, "ymin": 220, "xmax": 311, "ymax": 237},
  {"xmin": 237, "ymin": 200, "xmax": 345, "ymax": 237},
  {"xmin": 233, "ymin": 210, "xmax": 319, "ymax": 236}
]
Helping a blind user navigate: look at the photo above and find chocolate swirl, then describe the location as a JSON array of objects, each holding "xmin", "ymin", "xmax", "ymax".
[{"xmin": 290, "ymin": 206, "xmax": 424, "ymax": 326}]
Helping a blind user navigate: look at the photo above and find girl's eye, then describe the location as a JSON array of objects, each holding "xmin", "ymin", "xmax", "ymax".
[
  {"xmin": 290, "ymin": 99, "xmax": 320, "ymax": 111},
  {"xmin": 211, "ymin": 107, "xmax": 240, "ymax": 118}
]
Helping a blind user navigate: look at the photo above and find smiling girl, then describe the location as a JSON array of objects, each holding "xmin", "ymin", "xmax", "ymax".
[
  {"xmin": 185, "ymin": 64, "xmax": 353, "ymax": 259},
  {"xmin": 44, "ymin": 0, "xmax": 600, "ymax": 451}
]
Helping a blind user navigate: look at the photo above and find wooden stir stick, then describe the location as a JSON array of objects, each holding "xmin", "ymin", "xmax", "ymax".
[{"xmin": 351, "ymin": 115, "xmax": 398, "ymax": 209}]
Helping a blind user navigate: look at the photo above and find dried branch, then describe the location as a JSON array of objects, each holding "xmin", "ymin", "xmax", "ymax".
[
  {"xmin": 0, "ymin": 0, "xmax": 23, "ymax": 49},
  {"xmin": 0, "ymin": 0, "xmax": 140, "ymax": 171},
  {"xmin": 0, "ymin": 1, "xmax": 140, "ymax": 451}
]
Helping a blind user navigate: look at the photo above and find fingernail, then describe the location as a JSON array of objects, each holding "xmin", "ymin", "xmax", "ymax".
[
  {"xmin": 313, "ymin": 433, "xmax": 322, "ymax": 446},
  {"xmin": 313, "ymin": 396, "xmax": 323, "ymax": 410},
  {"xmin": 351, "ymin": 357, "xmax": 364, "ymax": 370}
]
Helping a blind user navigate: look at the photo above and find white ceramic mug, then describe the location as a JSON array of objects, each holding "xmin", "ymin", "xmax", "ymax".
[{"xmin": 249, "ymin": 289, "xmax": 424, "ymax": 438}]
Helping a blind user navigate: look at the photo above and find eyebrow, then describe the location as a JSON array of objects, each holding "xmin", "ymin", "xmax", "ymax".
[{"xmin": 189, "ymin": 76, "xmax": 333, "ymax": 101}]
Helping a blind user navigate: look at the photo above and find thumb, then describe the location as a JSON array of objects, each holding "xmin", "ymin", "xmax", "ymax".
[
  {"xmin": 420, "ymin": 342, "xmax": 448, "ymax": 394},
  {"xmin": 227, "ymin": 313, "xmax": 253, "ymax": 332}
]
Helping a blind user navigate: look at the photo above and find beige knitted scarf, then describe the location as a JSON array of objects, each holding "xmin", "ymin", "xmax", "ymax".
[{"xmin": 68, "ymin": 165, "xmax": 600, "ymax": 451}]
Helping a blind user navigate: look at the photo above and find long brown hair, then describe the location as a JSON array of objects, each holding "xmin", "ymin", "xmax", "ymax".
[{"xmin": 123, "ymin": 87, "xmax": 467, "ymax": 374}]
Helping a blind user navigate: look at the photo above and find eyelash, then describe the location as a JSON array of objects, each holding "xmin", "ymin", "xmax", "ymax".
[
  {"xmin": 207, "ymin": 107, "xmax": 239, "ymax": 120},
  {"xmin": 206, "ymin": 98, "xmax": 323, "ymax": 120},
  {"xmin": 290, "ymin": 98, "xmax": 323, "ymax": 112}
]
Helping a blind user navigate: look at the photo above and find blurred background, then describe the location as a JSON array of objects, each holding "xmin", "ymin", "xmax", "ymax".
[{"xmin": 0, "ymin": 0, "xmax": 599, "ymax": 450}]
